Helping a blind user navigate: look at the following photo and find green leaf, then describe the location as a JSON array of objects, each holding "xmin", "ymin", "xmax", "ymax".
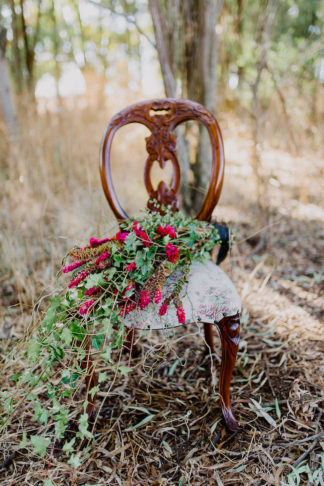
[
  {"xmin": 30, "ymin": 435, "xmax": 50, "ymax": 457},
  {"xmin": 70, "ymin": 322, "xmax": 86, "ymax": 342},
  {"xmin": 98, "ymin": 372, "xmax": 108, "ymax": 383},
  {"xmin": 119, "ymin": 365, "xmax": 132, "ymax": 376},
  {"xmin": 19, "ymin": 431, "xmax": 27, "ymax": 448},
  {"xmin": 78, "ymin": 413, "xmax": 93, "ymax": 439},
  {"xmin": 91, "ymin": 334, "xmax": 104, "ymax": 350},
  {"xmin": 101, "ymin": 346, "xmax": 112, "ymax": 362},
  {"xmin": 43, "ymin": 479, "xmax": 55, "ymax": 486},
  {"xmin": 62, "ymin": 437, "xmax": 76, "ymax": 455},
  {"xmin": 27, "ymin": 338, "xmax": 41, "ymax": 361},
  {"xmin": 61, "ymin": 327, "xmax": 72, "ymax": 346},
  {"xmin": 85, "ymin": 273, "xmax": 106, "ymax": 289},
  {"xmin": 275, "ymin": 398, "xmax": 281, "ymax": 419},
  {"xmin": 131, "ymin": 414, "xmax": 155, "ymax": 429},
  {"xmin": 68, "ymin": 452, "xmax": 83, "ymax": 469}
]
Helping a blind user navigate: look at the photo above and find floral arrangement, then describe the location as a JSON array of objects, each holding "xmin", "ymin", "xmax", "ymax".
[
  {"xmin": 1, "ymin": 205, "xmax": 222, "ymax": 463},
  {"xmin": 59, "ymin": 204, "xmax": 221, "ymax": 328}
]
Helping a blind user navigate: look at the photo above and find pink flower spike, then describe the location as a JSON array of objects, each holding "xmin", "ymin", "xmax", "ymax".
[
  {"xmin": 158, "ymin": 303, "xmax": 168, "ymax": 316},
  {"xmin": 157, "ymin": 225, "xmax": 169, "ymax": 236},
  {"xmin": 126, "ymin": 262, "xmax": 136, "ymax": 272},
  {"xmin": 79, "ymin": 299, "xmax": 94, "ymax": 315},
  {"xmin": 139, "ymin": 290, "xmax": 150, "ymax": 309},
  {"xmin": 116, "ymin": 231, "xmax": 129, "ymax": 242},
  {"xmin": 62, "ymin": 260, "xmax": 83, "ymax": 273},
  {"xmin": 89, "ymin": 237, "xmax": 110, "ymax": 248},
  {"xmin": 85, "ymin": 286, "xmax": 100, "ymax": 296},
  {"xmin": 95, "ymin": 250, "xmax": 110, "ymax": 265},
  {"xmin": 154, "ymin": 289, "xmax": 162, "ymax": 304},
  {"xmin": 68, "ymin": 271, "xmax": 88, "ymax": 288},
  {"xmin": 176, "ymin": 307, "xmax": 186, "ymax": 324}
]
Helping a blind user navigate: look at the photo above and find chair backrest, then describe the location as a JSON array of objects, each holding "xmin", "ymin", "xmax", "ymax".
[{"xmin": 100, "ymin": 98, "xmax": 224, "ymax": 222}]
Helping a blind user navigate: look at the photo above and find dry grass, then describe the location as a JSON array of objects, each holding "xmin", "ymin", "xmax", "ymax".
[{"xmin": 0, "ymin": 93, "xmax": 323, "ymax": 485}]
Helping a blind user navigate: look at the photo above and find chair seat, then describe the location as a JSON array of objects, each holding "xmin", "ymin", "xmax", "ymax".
[{"xmin": 123, "ymin": 260, "xmax": 241, "ymax": 330}]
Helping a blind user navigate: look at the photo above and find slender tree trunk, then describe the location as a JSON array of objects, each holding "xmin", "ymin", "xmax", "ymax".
[
  {"xmin": 20, "ymin": 0, "xmax": 42, "ymax": 95},
  {"xmin": 9, "ymin": 0, "xmax": 23, "ymax": 92},
  {"xmin": 0, "ymin": 26, "xmax": 19, "ymax": 139}
]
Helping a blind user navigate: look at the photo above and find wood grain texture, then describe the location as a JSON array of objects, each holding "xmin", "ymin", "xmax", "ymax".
[{"xmin": 100, "ymin": 98, "xmax": 224, "ymax": 221}]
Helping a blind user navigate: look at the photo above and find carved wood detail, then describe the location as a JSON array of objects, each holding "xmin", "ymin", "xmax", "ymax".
[{"xmin": 100, "ymin": 98, "xmax": 225, "ymax": 222}]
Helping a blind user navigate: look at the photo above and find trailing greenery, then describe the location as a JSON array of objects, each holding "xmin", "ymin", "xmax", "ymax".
[{"xmin": 0, "ymin": 205, "xmax": 221, "ymax": 460}]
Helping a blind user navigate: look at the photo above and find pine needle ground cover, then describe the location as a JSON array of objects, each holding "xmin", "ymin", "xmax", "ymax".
[{"xmin": 0, "ymin": 109, "xmax": 323, "ymax": 485}]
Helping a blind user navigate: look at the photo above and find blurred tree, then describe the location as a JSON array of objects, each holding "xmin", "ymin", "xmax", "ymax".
[{"xmin": 0, "ymin": 22, "xmax": 19, "ymax": 138}]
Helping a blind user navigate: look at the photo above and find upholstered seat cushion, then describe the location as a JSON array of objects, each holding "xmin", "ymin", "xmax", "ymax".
[{"xmin": 123, "ymin": 260, "xmax": 241, "ymax": 330}]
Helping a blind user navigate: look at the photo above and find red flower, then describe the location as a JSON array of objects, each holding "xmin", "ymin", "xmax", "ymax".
[
  {"xmin": 176, "ymin": 307, "xmax": 186, "ymax": 324},
  {"xmin": 132, "ymin": 221, "xmax": 143, "ymax": 236},
  {"xmin": 85, "ymin": 286, "xmax": 100, "ymax": 296},
  {"xmin": 79, "ymin": 299, "xmax": 94, "ymax": 315},
  {"xmin": 119, "ymin": 302, "xmax": 135, "ymax": 316},
  {"xmin": 68, "ymin": 271, "xmax": 88, "ymax": 288},
  {"xmin": 126, "ymin": 262, "xmax": 136, "ymax": 272},
  {"xmin": 62, "ymin": 260, "xmax": 83, "ymax": 273},
  {"xmin": 158, "ymin": 303, "xmax": 168, "ymax": 316},
  {"xmin": 95, "ymin": 250, "xmax": 110, "ymax": 265},
  {"xmin": 139, "ymin": 290, "xmax": 150, "ymax": 309},
  {"xmin": 157, "ymin": 224, "xmax": 177, "ymax": 239},
  {"xmin": 89, "ymin": 237, "xmax": 110, "ymax": 248},
  {"xmin": 139, "ymin": 230, "xmax": 151, "ymax": 247},
  {"xmin": 154, "ymin": 289, "xmax": 162, "ymax": 304},
  {"xmin": 116, "ymin": 231, "xmax": 129, "ymax": 242},
  {"xmin": 165, "ymin": 243, "xmax": 179, "ymax": 263}
]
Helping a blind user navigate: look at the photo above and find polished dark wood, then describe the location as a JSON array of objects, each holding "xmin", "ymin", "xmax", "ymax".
[
  {"xmin": 100, "ymin": 98, "xmax": 224, "ymax": 221},
  {"xmin": 95, "ymin": 99, "xmax": 240, "ymax": 432}
]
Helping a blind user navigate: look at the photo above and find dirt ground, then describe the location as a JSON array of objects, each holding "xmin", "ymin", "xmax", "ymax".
[{"xmin": 0, "ymin": 103, "xmax": 323, "ymax": 485}]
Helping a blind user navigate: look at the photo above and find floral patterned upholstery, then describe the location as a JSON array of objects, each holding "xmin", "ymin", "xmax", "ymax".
[{"xmin": 123, "ymin": 260, "xmax": 241, "ymax": 330}]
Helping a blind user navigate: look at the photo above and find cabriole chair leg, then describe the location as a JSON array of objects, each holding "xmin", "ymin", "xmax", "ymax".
[{"xmin": 215, "ymin": 313, "xmax": 241, "ymax": 432}]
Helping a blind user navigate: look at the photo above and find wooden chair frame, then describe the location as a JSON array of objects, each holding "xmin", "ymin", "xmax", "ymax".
[{"xmin": 87, "ymin": 98, "xmax": 241, "ymax": 432}]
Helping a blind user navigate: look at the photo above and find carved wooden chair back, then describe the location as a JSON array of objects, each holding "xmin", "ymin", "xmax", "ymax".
[{"xmin": 100, "ymin": 98, "xmax": 225, "ymax": 221}]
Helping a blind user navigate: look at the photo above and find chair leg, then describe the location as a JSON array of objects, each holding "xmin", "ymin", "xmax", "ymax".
[
  {"xmin": 216, "ymin": 313, "xmax": 241, "ymax": 432},
  {"xmin": 79, "ymin": 340, "xmax": 98, "ymax": 417},
  {"xmin": 124, "ymin": 327, "xmax": 136, "ymax": 358},
  {"xmin": 203, "ymin": 322, "xmax": 215, "ymax": 354}
]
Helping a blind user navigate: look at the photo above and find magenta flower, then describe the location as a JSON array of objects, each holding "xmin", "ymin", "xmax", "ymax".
[
  {"xmin": 154, "ymin": 289, "xmax": 162, "ymax": 304},
  {"xmin": 168, "ymin": 227, "xmax": 177, "ymax": 238},
  {"xmin": 116, "ymin": 231, "xmax": 129, "ymax": 242},
  {"xmin": 157, "ymin": 224, "xmax": 177, "ymax": 239},
  {"xmin": 126, "ymin": 262, "xmax": 136, "ymax": 272},
  {"xmin": 176, "ymin": 307, "xmax": 186, "ymax": 324},
  {"xmin": 95, "ymin": 250, "xmax": 110, "ymax": 265},
  {"xmin": 165, "ymin": 243, "xmax": 179, "ymax": 263},
  {"xmin": 89, "ymin": 237, "xmax": 110, "ymax": 248},
  {"xmin": 68, "ymin": 271, "xmax": 88, "ymax": 288},
  {"xmin": 139, "ymin": 230, "xmax": 151, "ymax": 247},
  {"xmin": 119, "ymin": 302, "xmax": 136, "ymax": 316},
  {"xmin": 85, "ymin": 286, "xmax": 100, "ymax": 296},
  {"xmin": 158, "ymin": 303, "xmax": 168, "ymax": 316},
  {"xmin": 132, "ymin": 221, "xmax": 143, "ymax": 236},
  {"xmin": 62, "ymin": 260, "xmax": 83, "ymax": 273},
  {"xmin": 139, "ymin": 290, "xmax": 150, "ymax": 309},
  {"xmin": 79, "ymin": 299, "xmax": 94, "ymax": 315}
]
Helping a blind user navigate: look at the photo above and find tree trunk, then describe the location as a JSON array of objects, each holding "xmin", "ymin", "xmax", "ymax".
[
  {"xmin": 149, "ymin": 0, "xmax": 223, "ymax": 214},
  {"xmin": 9, "ymin": 0, "xmax": 23, "ymax": 92},
  {"xmin": 0, "ymin": 26, "xmax": 19, "ymax": 139}
]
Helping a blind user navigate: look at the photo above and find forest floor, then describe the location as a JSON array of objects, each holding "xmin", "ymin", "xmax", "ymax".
[{"xmin": 0, "ymin": 100, "xmax": 323, "ymax": 485}]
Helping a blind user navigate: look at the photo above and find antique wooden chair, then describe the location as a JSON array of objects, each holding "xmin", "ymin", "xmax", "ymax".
[{"xmin": 98, "ymin": 98, "xmax": 241, "ymax": 432}]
